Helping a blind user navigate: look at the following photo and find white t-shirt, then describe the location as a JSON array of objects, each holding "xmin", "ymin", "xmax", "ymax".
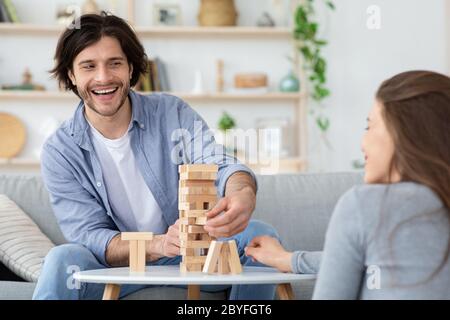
[{"xmin": 87, "ymin": 118, "xmax": 167, "ymax": 234}]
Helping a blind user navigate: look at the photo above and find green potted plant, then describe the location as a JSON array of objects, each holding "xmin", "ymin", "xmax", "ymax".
[
  {"xmin": 293, "ymin": 0, "xmax": 335, "ymax": 137},
  {"xmin": 217, "ymin": 111, "xmax": 236, "ymax": 153}
]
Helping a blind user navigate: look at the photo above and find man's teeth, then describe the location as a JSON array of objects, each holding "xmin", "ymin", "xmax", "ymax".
[{"xmin": 92, "ymin": 88, "xmax": 118, "ymax": 95}]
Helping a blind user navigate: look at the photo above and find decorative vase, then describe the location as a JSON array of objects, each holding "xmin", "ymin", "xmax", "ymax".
[
  {"xmin": 198, "ymin": 0, "xmax": 238, "ymax": 26},
  {"xmin": 82, "ymin": 0, "xmax": 99, "ymax": 15},
  {"xmin": 279, "ymin": 70, "xmax": 300, "ymax": 92}
]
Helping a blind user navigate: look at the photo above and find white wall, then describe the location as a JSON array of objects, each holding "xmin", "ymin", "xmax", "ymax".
[
  {"xmin": 313, "ymin": 0, "xmax": 448, "ymax": 171},
  {"xmin": 0, "ymin": 0, "xmax": 448, "ymax": 172}
]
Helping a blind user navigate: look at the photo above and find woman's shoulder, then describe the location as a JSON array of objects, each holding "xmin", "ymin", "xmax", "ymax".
[
  {"xmin": 349, "ymin": 182, "xmax": 443, "ymax": 208},
  {"xmin": 335, "ymin": 182, "xmax": 446, "ymax": 225}
]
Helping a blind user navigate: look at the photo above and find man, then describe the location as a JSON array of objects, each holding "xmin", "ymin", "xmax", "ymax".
[{"xmin": 32, "ymin": 12, "xmax": 279, "ymax": 300}]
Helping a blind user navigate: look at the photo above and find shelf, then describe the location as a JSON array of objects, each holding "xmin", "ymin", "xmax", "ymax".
[
  {"xmin": 0, "ymin": 23, "xmax": 292, "ymax": 37},
  {"xmin": 0, "ymin": 158, "xmax": 40, "ymax": 166},
  {"xmin": 0, "ymin": 90, "xmax": 305, "ymax": 102}
]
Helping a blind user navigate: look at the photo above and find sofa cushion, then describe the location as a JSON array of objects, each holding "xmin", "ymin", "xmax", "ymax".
[
  {"xmin": 0, "ymin": 174, "xmax": 66, "ymax": 245},
  {"xmin": 254, "ymin": 172, "xmax": 364, "ymax": 252},
  {"xmin": 0, "ymin": 194, "xmax": 55, "ymax": 282}
]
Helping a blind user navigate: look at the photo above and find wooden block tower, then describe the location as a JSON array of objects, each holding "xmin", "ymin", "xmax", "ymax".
[{"xmin": 178, "ymin": 164, "xmax": 218, "ymax": 272}]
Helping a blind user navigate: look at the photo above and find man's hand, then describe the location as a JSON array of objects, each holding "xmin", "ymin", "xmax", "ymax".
[
  {"xmin": 244, "ymin": 236, "xmax": 293, "ymax": 273},
  {"xmin": 204, "ymin": 186, "xmax": 255, "ymax": 238},
  {"xmin": 153, "ymin": 219, "xmax": 181, "ymax": 257}
]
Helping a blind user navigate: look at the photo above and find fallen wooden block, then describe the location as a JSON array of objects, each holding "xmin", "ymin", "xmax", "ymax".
[{"xmin": 202, "ymin": 240, "xmax": 242, "ymax": 275}]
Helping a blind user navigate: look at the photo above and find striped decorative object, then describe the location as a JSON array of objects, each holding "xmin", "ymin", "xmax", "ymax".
[{"xmin": 0, "ymin": 194, "xmax": 54, "ymax": 282}]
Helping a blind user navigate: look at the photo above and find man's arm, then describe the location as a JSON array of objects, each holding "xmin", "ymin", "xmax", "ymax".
[
  {"xmin": 204, "ymin": 171, "xmax": 257, "ymax": 238},
  {"xmin": 105, "ymin": 235, "xmax": 164, "ymax": 267}
]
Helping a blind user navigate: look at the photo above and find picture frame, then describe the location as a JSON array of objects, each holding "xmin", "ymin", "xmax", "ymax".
[{"xmin": 153, "ymin": 3, "xmax": 182, "ymax": 26}]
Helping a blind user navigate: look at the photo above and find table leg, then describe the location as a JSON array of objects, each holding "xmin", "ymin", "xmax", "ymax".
[
  {"xmin": 187, "ymin": 284, "xmax": 200, "ymax": 300},
  {"xmin": 276, "ymin": 283, "xmax": 295, "ymax": 300},
  {"xmin": 103, "ymin": 283, "xmax": 121, "ymax": 300}
]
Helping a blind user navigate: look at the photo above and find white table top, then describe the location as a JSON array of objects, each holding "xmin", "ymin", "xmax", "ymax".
[{"xmin": 74, "ymin": 265, "xmax": 316, "ymax": 286}]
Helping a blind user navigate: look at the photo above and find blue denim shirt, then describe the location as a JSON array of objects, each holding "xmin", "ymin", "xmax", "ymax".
[{"xmin": 40, "ymin": 91, "xmax": 256, "ymax": 266}]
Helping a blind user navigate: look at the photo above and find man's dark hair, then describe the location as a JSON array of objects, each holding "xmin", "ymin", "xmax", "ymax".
[{"xmin": 51, "ymin": 12, "xmax": 148, "ymax": 96}]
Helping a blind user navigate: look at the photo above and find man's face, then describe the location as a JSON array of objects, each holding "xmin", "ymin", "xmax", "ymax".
[{"xmin": 69, "ymin": 36, "xmax": 133, "ymax": 117}]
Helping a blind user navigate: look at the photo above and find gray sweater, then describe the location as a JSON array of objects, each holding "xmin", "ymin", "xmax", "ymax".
[{"xmin": 291, "ymin": 182, "xmax": 450, "ymax": 299}]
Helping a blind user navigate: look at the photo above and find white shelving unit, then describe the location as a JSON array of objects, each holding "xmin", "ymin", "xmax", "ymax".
[{"xmin": 0, "ymin": 0, "xmax": 308, "ymax": 174}]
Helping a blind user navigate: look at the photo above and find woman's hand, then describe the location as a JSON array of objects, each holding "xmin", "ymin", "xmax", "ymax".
[{"xmin": 244, "ymin": 236, "xmax": 293, "ymax": 273}]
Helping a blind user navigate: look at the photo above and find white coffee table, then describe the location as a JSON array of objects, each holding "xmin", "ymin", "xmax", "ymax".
[{"xmin": 74, "ymin": 265, "xmax": 316, "ymax": 300}]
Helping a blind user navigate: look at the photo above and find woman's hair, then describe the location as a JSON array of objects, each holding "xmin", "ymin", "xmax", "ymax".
[
  {"xmin": 376, "ymin": 70, "xmax": 449, "ymax": 209},
  {"xmin": 376, "ymin": 70, "xmax": 450, "ymax": 284},
  {"xmin": 50, "ymin": 12, "xmax": 148, "ymax": 97}
]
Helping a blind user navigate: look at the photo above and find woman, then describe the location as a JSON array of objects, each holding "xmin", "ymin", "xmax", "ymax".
[{"xmin": 245, "ymin": 70, "xmax": 450, "ymax": 299}]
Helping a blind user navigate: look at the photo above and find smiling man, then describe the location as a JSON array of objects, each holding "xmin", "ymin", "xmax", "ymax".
[{"xmin": 33, "ymin": 13, "xmax": 279, "ymax": 300}]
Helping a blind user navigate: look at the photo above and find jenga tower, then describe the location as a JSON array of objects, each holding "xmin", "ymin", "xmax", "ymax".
[{"xmin": 178, "ymin": 164, "xmax": 218, "ymax": 272}]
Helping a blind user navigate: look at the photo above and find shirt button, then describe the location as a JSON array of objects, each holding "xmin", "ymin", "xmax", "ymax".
[
  {"xmin": 140, "ymin": 123, "xmax": 145, "ymax": 129},
  {"xmin": 96, "ymin": 182, "xmax": 102, "ymax": 188}
]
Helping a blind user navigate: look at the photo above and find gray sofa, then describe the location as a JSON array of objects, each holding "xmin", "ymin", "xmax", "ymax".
[{"xmin": 0, "ymin": 172, "xmax": 363, "ymax": 300}]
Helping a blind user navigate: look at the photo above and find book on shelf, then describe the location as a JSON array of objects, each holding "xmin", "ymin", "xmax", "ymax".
[
  {"xmin": 135, "ymin": 57, "xmax": 171, "ymax": 93},
  {"xmin": 0, "ymin": 0, "xmax": 19, "ymax": 23}
]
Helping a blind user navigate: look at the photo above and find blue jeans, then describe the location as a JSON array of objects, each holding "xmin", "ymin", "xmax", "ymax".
[{"xmin": 32, "ymin": 220, "xmax": 279, "ymax": 300}]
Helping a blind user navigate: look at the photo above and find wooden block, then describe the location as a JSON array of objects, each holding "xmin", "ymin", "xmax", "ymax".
[
  {"xmin": 187, "ymin": 225, "xmax": 207, "ymax": 234},
  {"xmin": 180, "ymin": 247, "xmax": 195, "ymax": 256},
  {"xmin": 182, "ymin": 256, "xmax": 207, "ymax": 264},
  {"xmin": 180, "ymin": 210, "xmax": 208, "ymax": 218},
  {"xmin": 180, "ymin": 171, "xmax": 217, "ymax": 181},
  {"xmin": 179, "ymin": 186, "xmax": 217, "ymax": 195},
  {"xmin": 179, "ymin": 164, "xmax": 218, "ymax": 173},
  {"xmin": 180, "ymin": 180, "xmax": 215, "ymax": 188},
  {"xmin": 179, "ymin": 232, "xmax": 198, "ymax": 241},
  {"xmin": 218, "ymin": 244, "xmax": 230, "ymax": 274},
  {"xmin": 179, "ymin": 202, "xmax": 203, "ymax": 211},
  {"xmin": 129, "ymin": 240, "xmax": 138, "ymax": 272},
  {"xmin": 179, "ymin": 194, "xmax": 217, "ymax": 203},
  {"xmin": 195, "ymin": 217, "xmax": 208, "ymax": 225},
  {"xmin": 180, "ymin": 224, "xmax": 187, "ymax": 233},
  {"xmin": 202, "ymin": 241, "xmax": 223, "ymax": 274},
  {"xmin": 227, "ymin": 240, "xmax": 242, "ymax": 274},
  {"xmin": 200, "ymin": 233, "xmax": 212, "ymax": 241},
  {"xmin": 135, "ymin": 240, "xmax": 146, "ymax": 273},
  {"xmin": 180, "ymin": 240, "xmax": 211, "ymax": 249},
  {"xmin": 179, "ymin": 217, "xmax": 197, "ymax": 225},
  {"xmin": 121, "ymin": 232, "xmax": 154, "ymax": 241}
]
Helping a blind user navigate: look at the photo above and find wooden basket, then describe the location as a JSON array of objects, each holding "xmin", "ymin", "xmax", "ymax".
[{"xmin": 198, "ymin": 0, "xmax": 238, "ymax": 26}]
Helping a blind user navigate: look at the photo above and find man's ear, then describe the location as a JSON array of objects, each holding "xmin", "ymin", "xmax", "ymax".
[
  {"xmin": 68, "ymin": 70, "xmax": 76, "ymax": 86},
  {"xmin": 129, "ymin": 64, "xmax": 133, "ymax": 80}
]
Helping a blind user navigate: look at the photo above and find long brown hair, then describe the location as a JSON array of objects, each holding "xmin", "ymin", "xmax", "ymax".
[{"xmin": 376, "ymin": 70, "xmax": 450, "ymax": 283}]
